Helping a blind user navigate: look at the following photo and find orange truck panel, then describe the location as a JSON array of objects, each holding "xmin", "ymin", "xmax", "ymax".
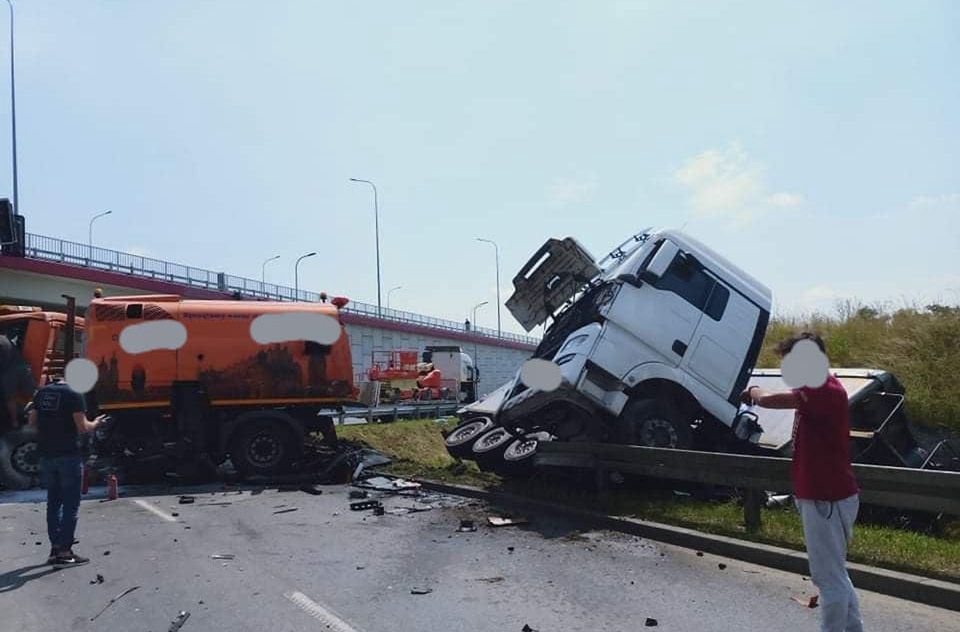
[
  {"xmin": 0, "ymin": 311, "xmax": 84, "ymax": 387},
  {"xmin": 85, "ymin": 296, "xmax": 354, "ymax": 407}
]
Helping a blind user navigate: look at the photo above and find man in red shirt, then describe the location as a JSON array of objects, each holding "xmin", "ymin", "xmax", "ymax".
[{"xmin": 742, "ymin": 332, "xmax": 862, "ymax": 632}]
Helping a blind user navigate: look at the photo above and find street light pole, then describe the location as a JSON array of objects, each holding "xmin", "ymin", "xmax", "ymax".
[
  {"xmin": 476, "ymin": 237, "xmax": 501, "ymax": 338},
  {"xmin": 471, "ymin": 300, "xmax": 488, "ymax": 397},
  {"xmin": 294, "ymin": 251, "xmax": 317, "ymax": 299},
  {"xmin": 4, "ymin": 0, "xmax": 17, "ymax": 216},
  {"xmin": 349, "ymin": 178, "xmax": 382, "ymax": 317},
  {"xmin": 261, "ymin": 254, "xmax": 280, "ymax": 284},
  {"xmin": 88, "ymin": 210, "xmax": 112, "ymax": 251},
  {"xmin": 387, "ymin": 285, "xmax": 402, "ymax": 309}
]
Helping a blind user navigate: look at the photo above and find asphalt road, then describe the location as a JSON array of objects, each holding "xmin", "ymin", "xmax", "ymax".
[{"xmin": 1, "ymin": 483, "xmax": 956, "ymax": 632}]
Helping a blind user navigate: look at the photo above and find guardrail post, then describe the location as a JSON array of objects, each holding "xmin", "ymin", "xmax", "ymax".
[{"xmin": 743, "ymin": 488, "xmax": 764, "ymax": 533}]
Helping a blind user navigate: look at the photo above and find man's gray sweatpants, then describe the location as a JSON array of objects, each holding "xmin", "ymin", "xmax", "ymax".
[{"xmin": 796, "ymin": 494, "xmax": 863, "ymax": 632}]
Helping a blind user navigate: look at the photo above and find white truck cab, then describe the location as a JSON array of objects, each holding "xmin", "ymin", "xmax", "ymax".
[{"xmin": 462, "ymin": 228, "xmax": 771, "ymax": 459}]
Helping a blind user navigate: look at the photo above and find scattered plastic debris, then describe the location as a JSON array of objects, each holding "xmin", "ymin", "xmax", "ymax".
[
  {"xmin": 645, "ymin": 617, "xmax": 658, "ymax": 627},
  {"xmin": 90, "ymin": 586, "xmax": 140, "ymax": 621},
  {"xmin": 178, "ymin": 496, "xmax": 195, "ymax": 505},
  {"xmin": 349, "ymin": 490, "xmax": 369, "ymax": 500},
  {"xmin": 168, "ymin": 610, "xmax": 191, "ymax": 631},
  {"xmin": 718, "ymin": 563, "xmax": 727, "ymax": 570},
  {"xmin": 103, "ymin": 550, "xmax": 111, "ymax": 556},
  {"xmin": 350, "ymin": 500, "xmax": 383, "ymax": 512},
  {"xmin": 696, "ymin": 551, "xmax": 704, "ymax": 557},
  {"xmin": 89, "ymin": 574, "xmax": 105, "ymax": 585},
  {"xmin": 488, "ymin": 516, "xmax": 528, "ymax": 527},
  {"xmin": 792, "ymin": 595, "xmax": 819, "ymax": 609},
  {"xmin": 273, "ymin": 507, "xmax": 299, "ymax": 515},
  {"xmin": 477, "ymin": 577, "xmax": 504, "ymax": 583},
  {"xmin": 356, "ymin": 476, "xmax": 421, "ymax": 492},
  {"xmin": 410, "ymin": 587, "xmax": 432, "ymax": 595},
  {"xmin": 458, "ymin": 520, "xmax": 477, "ymax": 533},
  {"xmin": 522, "ymin": 625, "xmax": 539, "ymax": 632},
  {"xmin": 507, "ymin": 546, "xmax": 515, "ymax": 553},
  {"xmin": 210, "ymin": 554, "xmax": 235, "ymax": 560}
]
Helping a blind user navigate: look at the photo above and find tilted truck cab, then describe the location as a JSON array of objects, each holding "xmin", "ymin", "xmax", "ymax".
[{"xmin": 446, "ymin": 228, "xmax": 772, "ymax": 473}]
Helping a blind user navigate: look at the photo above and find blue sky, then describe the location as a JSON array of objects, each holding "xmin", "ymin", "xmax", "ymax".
[{"xmin": 4, "ymin": 1, "xmax": 958, "ymax": 334}]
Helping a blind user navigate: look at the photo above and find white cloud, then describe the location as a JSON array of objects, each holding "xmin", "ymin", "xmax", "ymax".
[
  {"xmin": 547, "ymin": 174, "xmax": 597, "ymax": 207},
  {"xmin": 673, "ymin": 143, "xmax": 803, "ymax": 224}
]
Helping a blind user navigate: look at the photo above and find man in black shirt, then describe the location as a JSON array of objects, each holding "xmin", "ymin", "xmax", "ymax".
[{"xmin": 27, "ymin": 379, "xmax": 103, "ymax": 568}]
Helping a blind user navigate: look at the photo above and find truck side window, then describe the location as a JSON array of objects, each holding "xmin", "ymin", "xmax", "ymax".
[
  {"xmin": 126, "ymin": 304, "xmax": 143, "ymax": 319},
  {"xmin": 704, "ymin": 282, "xmax": 729, "ymax": 321},
  {"xmin": 655, "ymin": 253, "xmax": 713, "ymax": 310}
]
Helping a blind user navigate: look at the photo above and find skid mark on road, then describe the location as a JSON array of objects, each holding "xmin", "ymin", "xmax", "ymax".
[
  {"xmin": 285, "ymin": 591, "xmax": 363, "ymax": 632},
  {"xmin": 132, "ymin": 499, "xmax": 178, "ymax": 522}
]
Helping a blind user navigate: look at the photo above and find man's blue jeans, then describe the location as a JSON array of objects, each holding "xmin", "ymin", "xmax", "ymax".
[{"xmin": 39, "ymin": 455, "xmax": 83, "ymax": 552}]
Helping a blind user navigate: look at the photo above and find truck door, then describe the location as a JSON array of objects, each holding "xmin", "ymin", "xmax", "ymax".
[{"xmin": 598, "ymin": 241, "xmax": 703, "ymax": 374}]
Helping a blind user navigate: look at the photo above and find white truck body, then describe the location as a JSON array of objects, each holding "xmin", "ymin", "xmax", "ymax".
[{"xmin": 495, "ymin": 227, "xmax": 772, "ymax": 441}]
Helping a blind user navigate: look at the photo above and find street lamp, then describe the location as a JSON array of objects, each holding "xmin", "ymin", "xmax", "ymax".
[
  {"xmin": 387, "ymin": 285, "xmax": 402, "ymax": 309},
  {"xmin": 88, "ymin": 210, "xmax": 112, "ymax": 252},
  {"xmin": 4, "ymin": 0, "xmax": 18, "ymax": 216},
  {"xmin": 349, "ymin": 178, "xmax": 382, "ymax": 317},
  {"xmin": 471, "ymin": 300, "xmax": 488, "ymax": 396},
  {"xmin": 471, "ymin": 300, "xmax": 488, "ymax": 331},
  {"xmin": 261, "ymin": 255, "xmax": 280, "ymax": 284},
  {"xmin": 294, "ymin": 251, "xmax": 317, "ymax": 299},
  {"xmin": 476, "ymin": 237, "xmax": 501, "ymax": 338}
]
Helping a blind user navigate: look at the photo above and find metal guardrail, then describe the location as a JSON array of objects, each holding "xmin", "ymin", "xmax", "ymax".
[
  {"xmin": 20, "ymin": 233, "xmax": 539, "ymax": 346},
  {"xmin": 536, "ymin": 442, "xmax": 960, "ymax": 532}
]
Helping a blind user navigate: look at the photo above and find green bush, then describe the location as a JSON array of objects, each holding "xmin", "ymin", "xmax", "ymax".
[{"xmin": 758, "ymin": 303, "xmax": 960, "ymax": 431}]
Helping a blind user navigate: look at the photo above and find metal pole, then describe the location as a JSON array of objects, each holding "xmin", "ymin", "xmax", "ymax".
[
  {"xmin": 294, "ymin": 251, "xmax": 317, "ymax": 299},
  {"xmin": 88, "ymin": 210, "xmax": 112, "ymax": 252},
  {"xmin": 387, "ymin": 285, "xmax": 402, "ymax": 309},
  {"xmin": 350, "ymin": 178, "xmax": 382, "ymax": 317},
  {"xmin": 4, "ymin": 0, "xmax": 17, "ymax": 216},
  {"xmin": 261, "ymin": 254, "xmax": 280, "ymax": 284},
  {"xmin": 477, "ymin": 238, "xmax": 501, "ymax": 338},
  {"xmin": 471, "ymin": 300, "xmax": 487, "ymax": 396}
]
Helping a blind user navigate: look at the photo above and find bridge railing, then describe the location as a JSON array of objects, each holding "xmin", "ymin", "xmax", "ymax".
[{"xmin": 21, "ymin": 233, "xmax": 539, "ymax": 346}]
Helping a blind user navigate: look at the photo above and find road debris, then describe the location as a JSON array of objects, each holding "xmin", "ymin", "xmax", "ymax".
[
  {"xmin": 299, "ymin": 484, "xmax": 323, "ymax": 496},
  {"xmin": 718, "ymin": 563, "xmax": 727, "ymax": 570},
  {"xmin": 410, "ymin": 587, "xmax": 433, "ymax": 595},
  {"xmin": 178, "ymin": 496, "xmax": 195, "ymax": 504},
  {"xmin": 349, "ymin": 490, "xmax": 369, "ymax": 500},
  {"xmin": 373, "ymin": 506, "xmax": 385, "ymax": 516},
  {"xmin": 521, "ymin": 625, "xmax": 539, "ymax": 632},
  {"xmin": 488, "ymin": 516, "xmax": 528, "ymax": 527},
  {"xmin": 273, "ymin": 507, "xmax": 299, "ymax": 515},
  {"xmin": 476, "ymin": 576, "xmax": 504, "ymax": 583},
  {"xmin": 696, "ymin": 551, "xmax": 704, "ymax": 557},
  {"xmin": 350, "ymin": 500, "xmax": 383, "ymax": 512},
  {"xmin": 458, "ymin": 519, "xmax": 477, "ymax": 532},
  {"xmin": 645, "ymin": 617, "xmax": 658, "ymax": 626},
  {"xmin": 210, "ymin": 554, "xmax": 235, "ymax": 560},
  {"xmin": 356, "ymin": 476, "xmax": 421, "ymax": 492},
  {"xmin": 507, "ymin": 546, "xmax": 515, "ymax": 553},
  {"xmin": 792, "ymin": 595, "xmax": 820, "ymax": 608},
  {"xmin": 168, "ymin": 610, "xmax": 191, "ymax": 631},
  {"xmin": 103, "ymin": 550, "xmax": 111, "ymax": 556},
  {"xmin": 89, "ymin": 574, "xmax": 105, "ymax": 585},
  {"xmin": 90, "ymin": 585, "xmax": 140, "ymax": 621}
]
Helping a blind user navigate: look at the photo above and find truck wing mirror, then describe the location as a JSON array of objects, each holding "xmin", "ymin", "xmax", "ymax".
[
  {"xmin": 642, "ymin": 240, "xmax": 679, "ymax": 281},
  {"xmin": 616, "ymin": 273, "xmax": 640, "ymax": 287}
]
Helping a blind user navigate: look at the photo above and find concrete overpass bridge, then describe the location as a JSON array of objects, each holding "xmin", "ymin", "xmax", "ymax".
[{"xmin": 0, "ymin": 233, "xmax": 538, "ymax": 397}]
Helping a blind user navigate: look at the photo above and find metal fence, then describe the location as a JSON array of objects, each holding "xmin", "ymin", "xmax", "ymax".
[{"xmin": 22, "ymin": 233, "xmax": 539, "ymax": 346}]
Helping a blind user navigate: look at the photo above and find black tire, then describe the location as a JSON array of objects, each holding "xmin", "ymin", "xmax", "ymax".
[
  {"xmin": 497, "ymin": 430, "xmax": 553, "ymax": 477},
  {"xmin": 619, "ymin": 398, "xmax": 692, "ymax": 449},
  {"xmin": 471, "ymin": 426, "xmax": 516, "ymax": 471},
  {"xmin": 0, "ymin": 426, "xmax": 41, "ymax": 490},
  {"xmin": 444, "ymin": 417, "xmax": 494, "ymax": 459},
  {"xmin": 229, "ymin": 420, "xmax": 302, "ymax": 477}
]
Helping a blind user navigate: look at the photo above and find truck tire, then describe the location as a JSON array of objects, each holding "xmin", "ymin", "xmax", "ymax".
[
  {"xmin": 471, "ymin": 426, "xmax": 515, "ymax": 471},
  {"xmin": 0, "ymin": 426, "xmax": 41, "ymax": 490},
  {"xmin": 229, "ymin": 419, "xmax": 302, "ymax": 477},
  {"xmin": 619, "ymin": 398, "xmax": 692, "ymax": 449},
  {"xmin": 443, "ymin": 417, "xmax": 494, "ymax": 459},
  {"xmin": 498, "ymin": 430, "xmax": 553, "ymax": 477}
]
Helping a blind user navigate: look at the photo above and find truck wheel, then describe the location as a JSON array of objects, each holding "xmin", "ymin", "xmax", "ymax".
[
  {"xmin": 443, "ymin": 417, "xmax": 494, "ymax": 459},
  {"xmin": 0, "ymin": 427, "xmax": 41, "ymax": 490},
  {"xmin": 620, "ymin": 399, "xmax": 692, "ymax": 449},
  {"xmin": 498, "ymin": 430, "xmax": 553, "ymax": 477},
  {"xmin": 471, "ymin": 427, "xmax": 515, "ymax": 471},
  {"xmin": 229, "ymin": 420, "xmax": 301, "ymax": 477}
]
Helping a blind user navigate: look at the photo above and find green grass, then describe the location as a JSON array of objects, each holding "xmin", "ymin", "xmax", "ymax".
[{"xmin": 338, "ymin": 418, "xmax": 960, "ymax": 582}]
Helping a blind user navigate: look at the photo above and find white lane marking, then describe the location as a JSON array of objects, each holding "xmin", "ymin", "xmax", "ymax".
[
  {"xmin": 285, "ymin": 591, "xmax": 363, "ymax": 632},
  {"xmin": 132, "ymin": 499, "xmax": 178, "ymax": 522}
]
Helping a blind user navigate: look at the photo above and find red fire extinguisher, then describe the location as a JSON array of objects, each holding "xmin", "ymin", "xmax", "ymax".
[
  {"xmin": 81, "ymin": 465, "xmax": 89, "ymax": 495},
  {"xmin": 106, "ymin": 473, "xmax": 119, "ymax": 501}
]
